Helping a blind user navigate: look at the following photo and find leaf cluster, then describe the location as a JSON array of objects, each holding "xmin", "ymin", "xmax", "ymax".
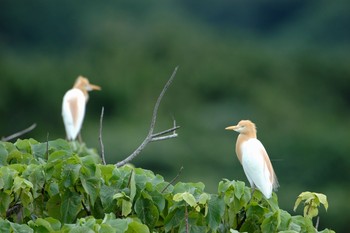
[{"xmin": 0, "ymin": 139, "xmax": 335, "ymax": 232}]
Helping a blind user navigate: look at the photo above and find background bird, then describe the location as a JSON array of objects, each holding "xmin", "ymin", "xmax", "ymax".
[
  {"xmin": 62, "ymin": 76, "xmax": 101, "ymax": 141},
  {"xmin": 225, "ymin": 120, "xmax": 278, "ymax": 199}
]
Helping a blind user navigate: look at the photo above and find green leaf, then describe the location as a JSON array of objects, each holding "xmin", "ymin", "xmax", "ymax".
[
  {"xmin": 148, "ymin": 190, "xmax": 165, "ymax": 213},
  {"xmin": 48, "ymin": 139, "xmax": 72, "ymax": 151},
  {"xmin": 9, "ymin": 221, "xmax": 34, "ymax": 233},
  {"xmin": 31, "ymin": 142, "xmax": 48, "ymax": 160},
  {"xmin": 100, "ymin": 185, "xmax": 117, "ymax": 212},
  {"xmin": 314, "ymin": 193, "xmax": 328, "ymax": 211},
  {"xmin": 278, "ymin": 231, "xmax": 299, "ymax": 233},
  {"xmin": 294, "ymin": 192, "xmax": 328, "ymax": 219},
  {"xmin": 113, "ymin": 192, "xmax": 132, "ymax": 217},
  {"xmin": 173, "ymin": 182, "xmax": 205, "ymax": 196},
  {"xmin": 0, "ymin": 166, "xmax": 17, "ymax": 190},
  {"xmin": 129, "ymin": 169, "xmax": 136, "ymax": 202},
  {"xmin": 47, "ymin": 194, "xmax": 62, "ymax": 220},
  {"xmin": 44, "ymin": 217, "xmax": 62, "ymax": 231},
  {"xmin": 134, "ymin": 194, "xmax": 159, "ymax": 229},
  {"xmin": 183, "ymin": 192, "xmax": 197, "ymax": 208},
  {"xmin": 290, "ymin": 216, "xmax": 316, "ymax": 233},
  {"xmin": 0, "ymin": 219, "xmax": 11, "ymax": 232},
  {"xmin": 173, "ymin": 192, "xmax": 197, "ymax": 208},
  {"xmin": 47, "ymin": 150, "xmax": 71, "ymax": 164},
  {"xmin": 69, "ymin": 226, "xmax": 95, "ymax": 233},
  {"xmin": 61, "ymin": 163, "xmax": 81, "ymax": 188},
  {"xmin": 14, "ymin": 139, "xmax": 36, "ymax": 154},
  {"xmin": 198, "ymin": 193, "xmax": 210, "ymax": 205},
  {"xmin": 22, "ymin": 164, "xmax": 45, "ymax": 198},
  {"xmin": 261, "ymin": 210, "xmax": 280, "ymax": 233},
  {"xmin": 121, "ymin": 200, "xmax": 133, "ymax": 217},
  {"xmin": 102, "ymin": 213, "xmax": 128, "ymax": 233},
  {"xmin": 47, "ymin": 182, "xmax": 60, "ymax": 196},
  {"xmin": 318, "ymin": 229, "xmax": 336, "ymax": 233},
  {"xmin": 179, "ymin": 211, "xmax": 207, "ymax": 233},
  {"xmin": 61, "ymin": 189, "xmax": 82, "ymax": 223},
  {"xmin": 0, "ymin": 143, "xmax": 8, "ymax": 166},
  {"xmin": 278, "ymin": 209, "xmax": 292, "ymax": 231},
  {"xmin": 80, "ymin": 175, "xmax": 100, "ymax": 207},
  {"xmin": 99, "ymin": 165, "xmax": 116, "ymax": 184},
  {"xmin": 12, "ymin": 176, "xmax": 33, "ymax": 194},
  {"xmin": 164, "ymin": 206, "xmax": 185, "ymax": 231},
  {"xmin": 125, "ymin": 220, "xmax": 150, "ymax": 233},
  {"xmin": 206, "ymin": 194, "xmax": 225, "ymax": 231},
  {"xmin": 28, "ymin": 217, "xmax": 58, "ymax": 232},
  {"xmin": 0, "ymin": 192, "xmax": 12, "ymax": 217}
]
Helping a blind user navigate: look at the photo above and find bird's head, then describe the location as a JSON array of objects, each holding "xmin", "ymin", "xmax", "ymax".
[
  {"xmin": 225, "ymin": 120, "xmax": 256, "ymax": 135},
  {"xmin": 74, "ymin": 76, "xmax": 101, "ymax": 92}
]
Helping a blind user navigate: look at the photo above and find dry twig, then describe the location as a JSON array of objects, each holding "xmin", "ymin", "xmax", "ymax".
[
  {"xmin": 161, "ymin": 166, "xmax": 184, "ymax": 193},
  {"xmin": 185, "ymin": 204, "xmax": 189, "ymax": 233},
  {"xmin": 1, "ymin": 123, "xmax": 37, "ymax": 142},
  {"xmin": 116, "ymin": 67, "xmax": 179, "ymax": 167},
  {"xmin": 99, "ymin": 106, "xmax": 106, "ymax": 165}
]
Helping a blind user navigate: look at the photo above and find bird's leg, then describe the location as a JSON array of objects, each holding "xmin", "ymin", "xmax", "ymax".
[
  {"xmin": 247, "ymin": 186, "xmax": 256, "ymax": 204},
  {"xmin": 78, "ymin": 133, "xmax": 83, "ymax": 143},
  {"xmin": 251, "ymin": 187, "xmax": 256, "ymax": 197}
]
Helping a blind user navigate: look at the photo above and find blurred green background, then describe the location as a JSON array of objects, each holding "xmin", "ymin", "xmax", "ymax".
[{"xmin": 1, "ymin": 0, "xmax": 349, "ymax": 232}]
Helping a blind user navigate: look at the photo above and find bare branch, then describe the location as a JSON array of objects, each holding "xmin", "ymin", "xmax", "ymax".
[
  {"xmin": 99, "ymin": 107, "xmax": 106, "ymax": 165},
  {"xmin": 161, "ymin": 166, "xmax": 184, "ymax": 193},
  {"xmin": 116, "ymin": 67, "xmax": 179, "ymax": 167},
  {"xmin": 46, "ymin": 133, "xmax": 49, "ymax": 160},
  {"xmin": 150, "ymin": 133, "xmax": 178, "ymax": 142},
  {"xmin": 151, "ymin": 125, "xmax": 180, "ymax": 138},
  {"xmin": 185, "ymin": 204, "xmax": 189, "ymax": 233},
  {"xmin": 315, "ymin": 216, "xmax": 320, "ymax": 230},
  {"xmin": 1, "ymin": 123, "xmax": 37, "ymax": 142}
]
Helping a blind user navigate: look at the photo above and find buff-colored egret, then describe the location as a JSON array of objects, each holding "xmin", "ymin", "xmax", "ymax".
[
  {"xmin": 225, "ymin": 120, "xmax": 278, "ymax": 199},
  {"xmin": 62, "ymin": 76, "xmax": 101, "ymax": 140}
]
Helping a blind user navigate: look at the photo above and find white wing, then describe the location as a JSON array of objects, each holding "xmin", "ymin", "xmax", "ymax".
[
  {"xmin": 62, "ymin": 88, "xmax": 86, "ymax": 140},
  {"xmin": 241, "ymin": 138, "xmax": 273, "ymax": 198}
]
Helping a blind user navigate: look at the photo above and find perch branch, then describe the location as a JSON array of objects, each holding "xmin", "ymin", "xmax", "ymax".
[
  {"xmin": 1, "ymin": 123, "xmax": 37, "ymax": 142},
  {"xmin": 116, "ymin": 66, "xmax": 179, "ymax": 167},
  {"xmin": 99, "ymin": 106, "xmax": 106, "ymax": 165}
]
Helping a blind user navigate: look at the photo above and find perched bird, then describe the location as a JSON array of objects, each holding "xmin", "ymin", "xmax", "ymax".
[
  {"xmin": 62, "ymin": 76, "xmax": 101, "ymax": 140},
  {"xmin": 225, "ymin": 120, "xmax": 278, "ymax": 199}
]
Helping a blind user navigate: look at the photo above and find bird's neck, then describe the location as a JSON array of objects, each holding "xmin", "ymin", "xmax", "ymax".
[
  {"xmin": 235, "ymin": 132, "xmax": 257, "ymax": 163},
  {"xmin": 76, "ymin": 88, "xmax": 89, "ymax": 102}
]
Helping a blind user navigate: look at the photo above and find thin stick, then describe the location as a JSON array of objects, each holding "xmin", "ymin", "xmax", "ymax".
[
  {"xmin": 46, "ymin": 133, "xmax": 49, "ymax": 159},
  {"xmin": 161, "ymin": 166, "xmax": 184, "ymax": 193},
  {"xmin": 151, "ymin": 126, "xmax": 180, "ymax": 138},
  {"xmin": 1, "ymin": 123, "xmax": 37, "ymax": 142},
  {"xmin": 185, "ymin": 204, "xmax": 189, "ymax": 233},
  {"xmin": 315, "ymin": 216, "xmax": 320, "ymax": 230},
  {"xmin": 116, "ymin": 67, "xmax": 179, "ymax": 167},
  {"xmin": 99, "ymin": 107, "xmax": 106, "ymax": 165}
]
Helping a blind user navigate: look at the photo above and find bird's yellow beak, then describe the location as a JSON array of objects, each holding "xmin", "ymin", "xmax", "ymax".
[
  {"xmin": 225, "ymin": 125, "xmax": 239, "ymax": 131},
  {"xmin": 88, "ymin": 84, "xmax": 101, "ymax": 91}
]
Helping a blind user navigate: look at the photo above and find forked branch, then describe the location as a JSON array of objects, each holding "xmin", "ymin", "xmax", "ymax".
[{"xmin": 116, "ymin": 67, "xmax": 179, "ymax": 167}]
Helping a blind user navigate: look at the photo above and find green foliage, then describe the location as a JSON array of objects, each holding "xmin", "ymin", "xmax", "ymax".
[
  {"xmin": 294, "ymin": 192, "xmax": 329, "ymax": 220},
  {"xmin": 0, "ymin": 139, "xmax": 335, "ymax": 232}
]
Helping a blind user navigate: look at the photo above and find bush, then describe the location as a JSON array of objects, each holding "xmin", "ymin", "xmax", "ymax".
[{"xmin": 0, "ymin": 139, "xmax": 334, "ymax": 232}]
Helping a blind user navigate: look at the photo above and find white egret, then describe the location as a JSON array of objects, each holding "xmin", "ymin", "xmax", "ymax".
[
  {"xmin": 225, "ymin": 120, "xmax": 278, "ymax": 199},
  {"xmin": 62, "ymin": 76, "xmax": 101, "ymax": 140}
]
